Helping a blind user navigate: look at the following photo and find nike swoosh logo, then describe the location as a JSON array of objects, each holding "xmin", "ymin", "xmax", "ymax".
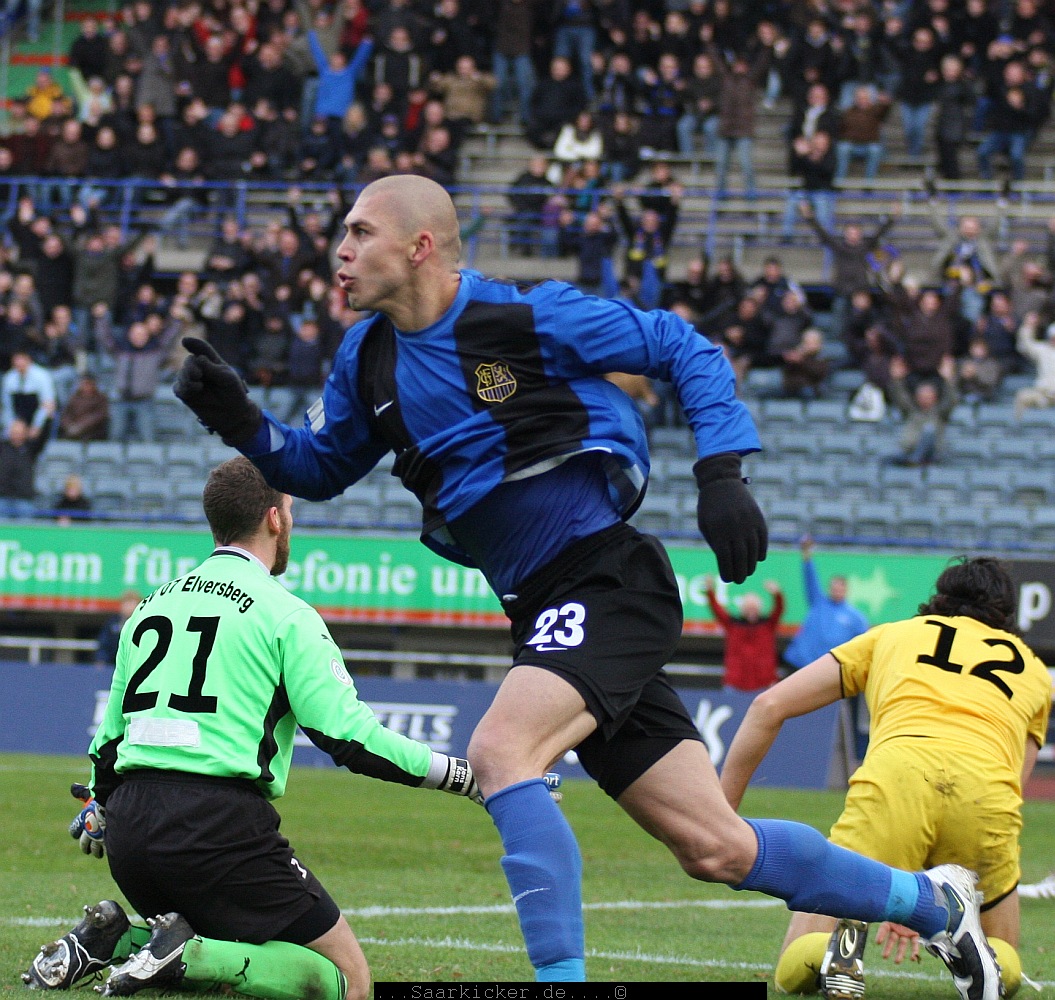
[
  {"xmin": 512, "ymin": 887, "xmax": 550, "ymax": 905},
  {"xmin": 374, "ymin": 401, "xmax": 393, "ymax": 416},
  {"xmin": 533, "ymin": 645, "xmax": 568, "ymax": 652}
]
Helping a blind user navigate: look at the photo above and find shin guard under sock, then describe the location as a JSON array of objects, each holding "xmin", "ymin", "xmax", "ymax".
[{"xmin": 487, "ymin": 778, "xmax": 585, "ymax": 981}]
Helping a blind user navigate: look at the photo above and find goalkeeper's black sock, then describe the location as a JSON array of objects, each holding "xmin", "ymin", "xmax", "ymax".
[{"xmin": 180, "ymin": 936, "xmax": 348, "ymax": 1000}]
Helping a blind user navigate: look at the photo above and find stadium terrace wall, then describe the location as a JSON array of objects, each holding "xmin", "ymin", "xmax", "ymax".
[
  {"xmin": 0, "ymin": 662, "xmax": 844, "ymax": 789},
  {"xmin": 2, "ymin": 524, "xmax": 1055, "ymax": 646}
]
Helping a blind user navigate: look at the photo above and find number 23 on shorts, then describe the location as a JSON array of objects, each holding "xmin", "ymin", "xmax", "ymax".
[{"xmin": 526, "ymin": 602, "xmax": 587, "ymax": 652}]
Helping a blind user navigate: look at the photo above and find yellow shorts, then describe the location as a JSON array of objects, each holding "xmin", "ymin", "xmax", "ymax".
[{"xmin": 828, "ymin": 737, "xmax": 1022, "ymax": 906}]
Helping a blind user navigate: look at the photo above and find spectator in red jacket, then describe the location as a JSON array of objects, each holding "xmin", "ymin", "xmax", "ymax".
[{"xmin": 705, "ymin": 577, "xmax": 785, "ymax": 693}]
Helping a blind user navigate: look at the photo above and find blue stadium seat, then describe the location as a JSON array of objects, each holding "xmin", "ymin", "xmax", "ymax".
[
  {"xmin": 834, "ymin": 464, "xmax": 877, "ymax": 504},
  {"xmin": 633, "ymin": 494, "xmax": 682, "ymax": 536},
  {"xmin": 894, "ymin": 502, "xmax": 944, "ymax": 545},
  {"xmin": 297, "ymin": 501, "xmax": 340, "ymax": 527},
  {"xmin": 1009, "ymin": 470, "xmax": 1052, "ymax": 508},
  {"xmin": 823, "ymin": 429, "xmax": 869, "ymax": 461},
  {"xmin": 132, "ymin": 480, "xmax": 173, "ymax": 518},
  {"xmin": 760, "ymin": 498, "xmax": 808, "ymax": 541},
  {"xmin": 125, "ymin": 442, "xmax": 165, "ymax": 481},
  {"xmin": 852, "ymin": 501, "xmax": 899, "ymax": 545},
  {"xmin": 92, "ymin": 477, "xmax": 134, "ymax": 516},
  {"xmin": 649, "ymin": 426, "xmax": 695, "ymax": 457},
  {"xmin": 38, "ymin": 440, "xmax": 84, "ymax": 485},
  {"xmin": 794, "ymin": 464, "xmax": 835, "ymax": 502},
  {"xmin": 803, "ymin": 399, "xmax": 850, "ymax": 434},
  {"xmin": 966, "ymin": 467, "xmax": 1010, "ymax": 508},
  {"xmin": 760, "ymin": 398, "xmax": 805, "ymax": 426},
  {"xmin": 165, "ymin": 443, "xmax": 209, "ymax": 482},
  {"xmin": 744, "ymin": 368, "xmax": 783, "ymax": 398},
  {"xmin": 378, "ymin": 493, "xmax": 421, "ymax": 529},
  {"xmin": 985, "ymin": 507, "xmax": 1032, "ymax": 549},
  {"xmin": 922, "ymin": 466, "xmax": 968, "ymax": 507},
  {"xmin": 765, "ymin": 428, "xmax": 818, "ymax": 462},
  {"xmin": 938, "ymin": 506, "xmax": 987, "ymax": 550},
  {"xmin": 945, "ymin": 435, "xmax": 991, "ymax": 464},
  {"xmin": 807, "ymin": 499, "xmax": 854, "ymax": 540},
  {"xmin": 154, "ymin": 395, "xmax": 201, "ymax": 442},
  {"xmin": 84, "ymin": 441, "xmax": 125, "ymax": 482},
  {"xmin": 878, "ymin": 463, "xmax": 925, "ymax": 501},
  {"xmin": 830, "ymin": 369, "xmax": 866, "ymax": 395},
  {"xmin": 1034, "ymin": 437, "xmax": 1055, "ymax": 463},
  {"xmin": 947, "ymin": 403, "xmax": 978, "ymax": 431},
  {"xmin": 1030, "ymin": 508, "xmax": 1055, "ymax": 548},
  {"xmin": 1017, "ymin": 407, "xmax": 1055, "ymax": 437}
]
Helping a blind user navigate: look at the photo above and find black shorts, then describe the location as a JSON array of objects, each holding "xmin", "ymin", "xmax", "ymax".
[
  {"xmin": 503, "ymin": 521, "xmax": 702, "ymax": 799},
  {"xmin": 104, "ymin": 770, "xmax": 340, "ymax": 945}
]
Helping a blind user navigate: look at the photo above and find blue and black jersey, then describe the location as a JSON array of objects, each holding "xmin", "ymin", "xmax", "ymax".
[{"xmin": 246, "ymin": 271, "xmax": 761, "ymax": 592}]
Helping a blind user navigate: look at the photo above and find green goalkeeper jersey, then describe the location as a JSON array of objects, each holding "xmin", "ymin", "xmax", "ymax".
[{"xmin": 89, "ymin": 548, "xmax": 434, "ymax": 803}]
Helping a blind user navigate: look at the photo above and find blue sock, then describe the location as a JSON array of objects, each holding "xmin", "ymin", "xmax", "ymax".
[
  {"xmin": 486, "ymin": 779, "xmax": 585, "ymax": 982},
  {"xmin": 736, "ymin": 819, "xmax": 947, "ymax": 934}
]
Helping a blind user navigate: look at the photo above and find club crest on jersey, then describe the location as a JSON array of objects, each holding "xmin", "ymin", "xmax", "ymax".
[{"xmin": 475, "ymin": 361, "xmax": 517, "ymax": 404}]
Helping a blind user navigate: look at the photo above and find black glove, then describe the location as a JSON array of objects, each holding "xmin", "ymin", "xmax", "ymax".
[
  {"xmin": 693, "ymin": 453, "xmax": 768, "ymax": 585},
  {"xmin": 173, "ymin": 338, "xmax": 262, "ymax": 447}
]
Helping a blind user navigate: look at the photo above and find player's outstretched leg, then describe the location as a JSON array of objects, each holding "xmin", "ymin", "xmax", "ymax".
[
  {"xmin": 818, "ymin": 920, "xmax": 868, "ymax": 1000},
  {"xmin": 22, "ymin": 900, "xmax": 132, "ymax": 990},
  {"xmin": 97, "ymin": 912, "xmax": 192, "ymax": 996},
  {"xmin": 922, "ymin": 865, "xmax": 1004, "ymax": 1000}
]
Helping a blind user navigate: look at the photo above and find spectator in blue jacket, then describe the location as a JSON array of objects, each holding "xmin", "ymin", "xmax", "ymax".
[
  {"xmin": 782, "ymin": 535, "xmax": 870, "ymax": 673},
  {"xmin": 309, "ymin": 31, "xmax": 374, "ymax": 149}
]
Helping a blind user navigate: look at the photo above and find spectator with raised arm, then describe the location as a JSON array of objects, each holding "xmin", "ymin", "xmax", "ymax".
[
  {"xmin": 783, "ymin": 535, "xmax": 869, "ymax": 676},
  {"xmin": 705, "ymin": 576, "xmax": 785, "ymax": 694}
]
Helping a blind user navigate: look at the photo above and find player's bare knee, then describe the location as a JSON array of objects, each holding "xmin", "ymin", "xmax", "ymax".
[{"xmin": 670, "ymin": 827, "xmax": 752, "ymax": 885}]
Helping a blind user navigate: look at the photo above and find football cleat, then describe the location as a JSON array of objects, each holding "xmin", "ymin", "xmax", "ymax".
[
  {"xmin": 818, "ymin": 920, "xmax": 868, "ymax": 1000},
  {"xmin": 22, "ymin": 900, "xmax": 130, "ymax": 990},
  {"xmin": 923, "ymin": 864, "xmax": 1004, "ymax": 1000},
  {"xmin": 96, "ymin": 912, "xmax": 193, "ymax": 996},
  {"xmin": 1018, "ymin": 874, "xmax": 1055, "ymax": 900}
]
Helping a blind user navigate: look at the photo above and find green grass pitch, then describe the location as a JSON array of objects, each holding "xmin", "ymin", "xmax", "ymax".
[{"xmin": 2, "ymin": 752, "xmax": 1055, "ymax": 996}]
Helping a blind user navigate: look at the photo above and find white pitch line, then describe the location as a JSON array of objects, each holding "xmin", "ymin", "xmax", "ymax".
[
  {"xmin": 341, "ymin": 898, "xmax": 784, "ymax": 918},
  {"xmin": 7, "ymin": 908, "xmax": 1053, "ymax": 988}
]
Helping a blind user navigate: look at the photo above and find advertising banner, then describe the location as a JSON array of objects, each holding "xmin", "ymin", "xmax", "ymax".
[
  {"xmin": 0, "ymin": 523, "xmax": 969, "ymax": 635},
  {"xmin": 0, "ymin": 662, "xmax": 843, "ymax": 790}
]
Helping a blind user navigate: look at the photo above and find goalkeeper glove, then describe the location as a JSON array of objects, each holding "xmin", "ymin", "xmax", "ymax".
[
  {"xmin": 431, "ymin": 754, "xmax": 484, "ymax": 804},
  {"xmin": 693, "ymin": 453, "xmax": 768, "ymax": 585},
  {"xmin": 173, "ymin": 337, "xmax": 263, "ymax": 447},
  {"xmin": 68, "ymin": 783, "xmax": 106, "ymax": 858},
  {"xmin": 427, "ymin": 755, "xmax": 564, "ymax": 805}
]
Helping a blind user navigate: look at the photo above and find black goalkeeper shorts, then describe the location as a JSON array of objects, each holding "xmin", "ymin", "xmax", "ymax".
[
  {"xmin": 503, "ymin": 521, "xmax": 702, "ymax": 800},
  {"xmin": 104, "ymin": 770, "xmax": 340, "ymax": 945}
]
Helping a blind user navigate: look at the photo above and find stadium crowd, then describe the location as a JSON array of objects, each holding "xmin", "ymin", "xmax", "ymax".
[{"xmin": 3, "ymin": 0, "xmax": 1055, "ymax": 516}]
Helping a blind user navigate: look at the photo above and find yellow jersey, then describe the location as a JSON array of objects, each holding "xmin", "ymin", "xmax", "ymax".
[{"xmin": 833, "ymin": 614, "xmax": 1051, "ymax": 785}]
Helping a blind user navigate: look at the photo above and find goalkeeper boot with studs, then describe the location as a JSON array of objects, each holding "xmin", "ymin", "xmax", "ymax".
[
  {"xmin": 818, "ymin": 919, "xmax": 868, "ymax": 1000},
  {"xmin": 923, "ymin": 864, "xmax": 1004, "ymax": 1000},
  {"xmin": 97, "ymin": 912, "xmax": 193, "ymax": 997},
  {"xmin": 22, "ymin": 900, "xmax": 130, "ymax": 990}
]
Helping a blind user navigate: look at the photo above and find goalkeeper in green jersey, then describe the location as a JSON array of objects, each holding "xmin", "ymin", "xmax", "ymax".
[{"xmin": 23, "ymin": 456, "xmax": 487, "ymax": 999}]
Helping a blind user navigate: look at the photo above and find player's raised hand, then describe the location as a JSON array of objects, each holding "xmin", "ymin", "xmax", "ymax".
[
  {"xmin": 173, "ymin": 337, "xmax": 263, "ymax": 446},
  {"xmin": 694, "ymin": 453, "xmax": 768, "ymax": 584}
]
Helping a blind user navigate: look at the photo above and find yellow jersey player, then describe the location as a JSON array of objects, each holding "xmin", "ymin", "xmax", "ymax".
[{"xmin": 720, "ymin": 556, "xmax": 1052, "ymax": 1000}]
